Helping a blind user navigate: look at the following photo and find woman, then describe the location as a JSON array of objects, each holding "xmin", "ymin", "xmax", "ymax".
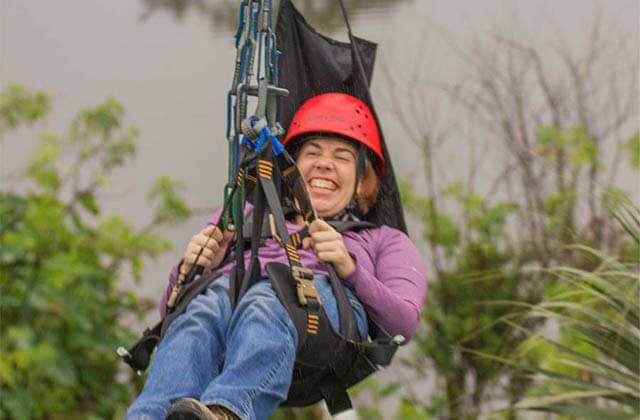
[{"xmin": 126, "ymin": 93, "xmax": 427, "ymax": 420}]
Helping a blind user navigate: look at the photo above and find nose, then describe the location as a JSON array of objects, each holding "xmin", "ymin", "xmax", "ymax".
[{"xmin": 313, "ymin": 155, "xmax": 334, "ymax": 171}]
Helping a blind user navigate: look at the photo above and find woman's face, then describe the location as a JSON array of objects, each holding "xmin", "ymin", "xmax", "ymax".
[{"xmin": 295, "ymin": 138, "xmax": 358, "ymax": 218}]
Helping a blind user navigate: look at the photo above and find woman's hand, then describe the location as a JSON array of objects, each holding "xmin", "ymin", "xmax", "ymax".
[
  {"xmin": 180, "ymin": 225, "xmax": 227, "ymax": 275},
  {"xmin": 305, "ymin": 219, "xmax": 356, "ymax": 279}
]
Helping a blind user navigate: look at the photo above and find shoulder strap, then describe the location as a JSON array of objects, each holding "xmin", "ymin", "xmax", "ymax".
[{"xmin": 241, "ymin": 214, "xmax": 375, "ymax": 245}]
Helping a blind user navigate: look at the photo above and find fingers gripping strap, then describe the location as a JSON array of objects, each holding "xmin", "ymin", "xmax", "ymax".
[{"xmin": 167, "ymin": 179, "xmax": 240, "ymax": 309}]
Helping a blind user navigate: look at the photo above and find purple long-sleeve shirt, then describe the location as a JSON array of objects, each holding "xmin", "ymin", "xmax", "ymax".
[{"xmin": 161, "ymin": 211, "xmax": 427, "ymax": 340}]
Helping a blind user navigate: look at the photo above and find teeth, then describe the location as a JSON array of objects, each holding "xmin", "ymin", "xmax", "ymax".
[{"xmin": 310, "ymin": 179, "xmax": 336, "ymax": 190}]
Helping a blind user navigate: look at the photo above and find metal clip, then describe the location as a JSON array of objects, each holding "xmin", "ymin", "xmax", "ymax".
[
  {"xmin": 116, "ymin": 347, "xmax": 144, "ymax": 376},
  {"xmin": 116, "ymin": 346, "xmax": 132, "ymax": 359},
  {"xmin": 392, "ymin": 335, "xmax": 406, "ymax": 345},
  {"xmin": 292, "ymin": 266, "xmax": 318, "ymax": 306}
]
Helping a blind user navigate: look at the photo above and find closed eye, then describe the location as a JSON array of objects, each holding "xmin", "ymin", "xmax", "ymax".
[{"xmin": 335, "ymin": 153, "xmax": 355, "ymax": 162}]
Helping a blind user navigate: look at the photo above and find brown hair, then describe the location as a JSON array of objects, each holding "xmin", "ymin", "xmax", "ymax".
[{"xmin": 355, "ymin": 160, "xmax": 380, "ymax": 215}]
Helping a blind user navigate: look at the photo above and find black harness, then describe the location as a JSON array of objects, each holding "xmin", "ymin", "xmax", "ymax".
[{"xmin": 119, "ymin": 148, "xmax": 400, "ymax": 415}]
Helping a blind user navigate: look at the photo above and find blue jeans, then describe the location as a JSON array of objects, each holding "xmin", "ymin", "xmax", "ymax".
[{"xmin": 126, "ymin": 274, "xmax": 368, "ymax": 420}]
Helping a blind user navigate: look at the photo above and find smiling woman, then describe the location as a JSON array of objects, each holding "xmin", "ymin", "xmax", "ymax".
[
  {"xmin": 125, "ymin": 92, "xmax": 427, "ymax": 420},
  {"xmin": 297, "ymin": 138, "xmax": 359, "ymax": 218},
  {"xmin": 284, "ymin": 93, "xmax": 384, "ymax": 219}
]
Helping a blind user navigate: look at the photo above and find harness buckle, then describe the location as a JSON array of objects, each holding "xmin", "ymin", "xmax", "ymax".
[{"xmin": 291, "ymin": 266, "xmax": 318, "ymax": 306}]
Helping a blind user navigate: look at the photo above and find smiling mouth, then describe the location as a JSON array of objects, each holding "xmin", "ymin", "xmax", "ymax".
[{"xmin": 309, "ymin": 178, "xmax": 338, "ymax": 191}]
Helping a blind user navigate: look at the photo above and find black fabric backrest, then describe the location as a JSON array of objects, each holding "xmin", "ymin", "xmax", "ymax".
[{"xmin": 275, "ymin": 0, "xmax": 407, "ymax": 234}]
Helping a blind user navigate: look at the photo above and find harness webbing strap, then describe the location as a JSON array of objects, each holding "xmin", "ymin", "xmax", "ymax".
[
  {"xmin": 278, "ymin": 155, "xmax": 315, "ymax": 221},
  {"xmin": 252, "ymin": 147, "xmax": 323, "ymax": 336}
]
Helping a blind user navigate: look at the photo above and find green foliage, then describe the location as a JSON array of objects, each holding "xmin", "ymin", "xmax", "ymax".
[
  {"xmin": 269, "ymin": 404, "xmax": 325, "ymax": 420},
  {"xmin": 375, "ymin": 117, "xmax": 636, "ymax": 419},
  {"xmin": 148, "ymin": 176, "xmax": 192, "ymax": 226},
  {"xmin": 604, "ymin": 188, "xmax": 640, "ymax": 244},
  {"xmin": 621, "ymin": 131, "xmax": 640, "ymax": 169},
  {"xmin": 0, "ymin": 85, "xmax": 190, "ymax": 419},
  {"xmin": 537, "ymin": 125, "xmax": 598, "ymax": 167},
  {"xmin": 394, "ymin": 398, "xmax": 431, "ymax": 420},
  {"xmin": 24, "ymin": 132, "xmax": 63, "ymax": 194},
  {"xmin": 511, "ymin": 198, "xmax": 640, "ymax": 419},
  {"xmin": 0, "ymin": 84, "xmax": 50, "ymax": 134},
  {"xmin": 543, "ymin": 189, "xmax": 578, "ymax": 238},
  {"xmin": 400, "ymin": 180, "xmax": 460, "ymax": 254},
  {"xmin": 398, "ymin": 181, "xmax": 534, "ymax": 419}
]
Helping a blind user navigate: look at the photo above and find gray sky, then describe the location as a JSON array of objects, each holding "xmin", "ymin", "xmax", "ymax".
[{"xmin": 2, "ymin": 0, "xmax": 638, "ymax": 301}]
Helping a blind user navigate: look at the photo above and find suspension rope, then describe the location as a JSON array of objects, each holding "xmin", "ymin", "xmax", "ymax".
[{"xmin": 167, "ymin": 0, "xmax": 291, "ymax": 310}]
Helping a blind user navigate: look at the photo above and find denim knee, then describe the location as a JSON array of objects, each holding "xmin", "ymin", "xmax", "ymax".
[{"xmin": 230, "ymin": 280, "xmax": 299, "ymax": 347}]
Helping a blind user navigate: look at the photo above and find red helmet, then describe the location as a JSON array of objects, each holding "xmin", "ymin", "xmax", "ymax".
[{"xmin": 283, "ymin": 93, "xmax": 385, "ymax": 175}]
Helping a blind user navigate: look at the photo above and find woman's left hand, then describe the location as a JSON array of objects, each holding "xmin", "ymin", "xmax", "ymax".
[{"xmin": 305, "ymin": 219, "xmax": 356, "ymax": 279}]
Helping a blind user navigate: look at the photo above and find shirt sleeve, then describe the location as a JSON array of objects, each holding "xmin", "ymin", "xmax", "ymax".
[{"xmin": 342, "ymin": 226, "xmax": 427, "ymax": 341}]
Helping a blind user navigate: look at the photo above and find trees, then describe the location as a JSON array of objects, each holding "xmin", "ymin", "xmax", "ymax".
[
  {"xmin": 511, "ymin": 194, "xmax": 639, "ymax": 419},
  {"xmin": 0, "ymin": 84, "xmax": 190, "ymax": 419},
  {"xmin": 370, "ymin": 5, "xmax": 638, "ymax": 419}
]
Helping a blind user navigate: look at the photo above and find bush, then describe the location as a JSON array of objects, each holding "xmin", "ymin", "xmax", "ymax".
[{"xmin": 0, "ymin": 84, "xmax": 190, "ymax": 419}]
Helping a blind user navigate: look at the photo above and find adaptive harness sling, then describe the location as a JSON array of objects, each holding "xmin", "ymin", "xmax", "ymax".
[
  {"xmin": 119, "ymin": 146, "xmax": 402, "ymax": 415},
  {"xmin": 118, "ymin": 0, "xmax": 408, "ymax": 415}
]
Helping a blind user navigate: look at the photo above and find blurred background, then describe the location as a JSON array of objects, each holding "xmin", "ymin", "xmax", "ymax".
[{"xmin": 1, "ymin": 0, "xmax": 638, "ymax": 419}]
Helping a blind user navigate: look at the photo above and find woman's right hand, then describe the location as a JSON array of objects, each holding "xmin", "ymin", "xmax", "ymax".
[{"xmin": 179, "ymin": 225, "xmax": 226, "ymax": 276}]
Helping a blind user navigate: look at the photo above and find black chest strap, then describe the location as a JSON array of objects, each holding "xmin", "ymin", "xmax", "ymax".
[{"xmin": 240, "ymin": 211, "xmax": 374, "ymax": 248}]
